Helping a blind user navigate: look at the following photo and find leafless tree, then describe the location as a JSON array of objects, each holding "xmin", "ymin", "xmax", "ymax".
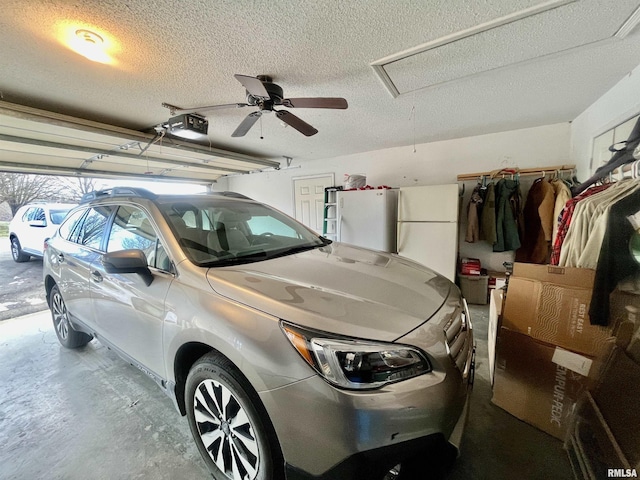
[
  {"xmin": 0, "ymin": 173, "xmax": 102, "ymax": 217},
  {"xmin": 0, "ymin": 173, "xmax": 60, "ymax": 217},
  {"xmin": 56, "ymin": 176, "xmax": 98, "ymax": 202}
]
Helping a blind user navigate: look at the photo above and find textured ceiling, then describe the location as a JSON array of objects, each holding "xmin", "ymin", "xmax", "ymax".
[{"xmin": 1, "ymin": 0, "xmax": 640, "ymax": 176}]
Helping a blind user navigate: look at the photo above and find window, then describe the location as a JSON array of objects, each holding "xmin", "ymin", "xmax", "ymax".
[
  {"xmin": 247, "ymin": 215, "xmax": 297, "ymax": 237},
  {"xmin": 49, "ymin": 208, "xmax": 72, "ymax": 225},
  {"xmin": 58, "ymin": 209, "xmax": 87, "ymax": 241},
  {"xmin": 592, "ymin": 114, "xmax": 640, "ymax": 171},
  {"xmin": 77, "ymin": 206, "xmax": 113, "ymax": 250},
  {"xmin": 31, "ymin": 208, "xmax": 46, "ymax": 223},
  {"xmin": 107, "ymin": 206, "xmax": 171, "ymax": 271}
]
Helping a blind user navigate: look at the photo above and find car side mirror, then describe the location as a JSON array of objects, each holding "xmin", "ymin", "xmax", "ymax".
[
  {"xmin": 28, "ymin": 220, "xmax": 47, "ymax": 227},
  {"xmin": 101, "ymin": 249, "xmax": 153, "ymax": 286}
]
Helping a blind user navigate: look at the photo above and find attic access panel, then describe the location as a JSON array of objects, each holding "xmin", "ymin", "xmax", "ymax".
[
  {"xmin": 0, "ymin": 101, "xmax": 279, "ymax": 183},
  {"xmin": 372, "ymin": 0, "xmax": 640, "ymax": 97}
]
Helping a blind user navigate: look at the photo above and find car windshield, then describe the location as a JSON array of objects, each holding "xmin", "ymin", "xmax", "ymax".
[
  {"xmin": 49, "ymin": 209, "xmax": 72, "ymax": 225},
  {"xmin": 159, "ymin": 197, "xmax": 328, "ymax": 267}
]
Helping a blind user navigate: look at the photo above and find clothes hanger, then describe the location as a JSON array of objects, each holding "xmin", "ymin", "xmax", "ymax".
[{"xmin": 572, "ymin": 116, "xmax": 640, "ymax": 196}]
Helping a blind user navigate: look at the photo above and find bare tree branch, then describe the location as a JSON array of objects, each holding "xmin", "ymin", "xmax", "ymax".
[{"xmin": 0, "ymin": 174, "xmax": 103, "ymax": 217}]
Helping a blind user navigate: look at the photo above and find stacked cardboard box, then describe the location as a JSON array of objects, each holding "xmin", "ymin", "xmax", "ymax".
[{"xmin": 491, "ymin": 263, "xmax": 616, "ymax": 440}]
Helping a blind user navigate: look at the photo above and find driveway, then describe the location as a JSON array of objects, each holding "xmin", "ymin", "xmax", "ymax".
[{"xmin": 0, "ymin": 239, "xmax": 47, "ymax": 321}]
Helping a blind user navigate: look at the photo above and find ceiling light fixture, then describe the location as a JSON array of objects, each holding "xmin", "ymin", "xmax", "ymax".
[{"xmin": 64, "ymin": 27, "xmax": 112, "ymax": 64}]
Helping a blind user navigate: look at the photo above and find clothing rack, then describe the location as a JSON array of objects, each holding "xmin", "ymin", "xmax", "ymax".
[{"xmin": 456, "ymin": 164, "xmax": 576, "ymax": 182}]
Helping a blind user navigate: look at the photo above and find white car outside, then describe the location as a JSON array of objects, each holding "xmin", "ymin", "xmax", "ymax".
[{"xmin": 8, "ymin": 203, "xmax": 76, "ymax": 262}]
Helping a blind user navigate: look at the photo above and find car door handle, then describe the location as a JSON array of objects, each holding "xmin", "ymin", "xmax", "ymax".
[{"xmin": 91, "ymin": 271, "xmax": 103, "ymax": 283}]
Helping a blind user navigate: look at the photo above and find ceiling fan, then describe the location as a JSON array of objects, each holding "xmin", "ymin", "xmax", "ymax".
[{"xmin": 162, "ymin": 74, "xmax": 348, "ymax": 137}]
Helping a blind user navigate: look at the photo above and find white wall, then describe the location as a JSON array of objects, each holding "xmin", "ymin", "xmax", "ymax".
[
  {"xmin": 571, "ymin": 62, "xmax": 640, "ymax": 174},
  {"xmin": 226, "ymin": 122, "xmax": 571, "ymax": 215},
  {"xmin": 224, "ymin": 122, "xmax": 570, "ymax": 271}
]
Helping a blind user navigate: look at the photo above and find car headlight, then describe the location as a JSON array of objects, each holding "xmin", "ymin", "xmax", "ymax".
[{"xmin": 281, "ymin": 322, "xmax": 431, "ymax": 390}]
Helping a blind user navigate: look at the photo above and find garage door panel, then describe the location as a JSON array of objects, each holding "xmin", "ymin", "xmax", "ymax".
[{"xmin": 0, "ymin": 101, "xmax": 278, "ymax": 181}]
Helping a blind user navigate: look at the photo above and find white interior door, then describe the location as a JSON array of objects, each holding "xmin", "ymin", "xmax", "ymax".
[{"xmin": 293, "ymin": 175, "xmax": 334, "ymax": 232}]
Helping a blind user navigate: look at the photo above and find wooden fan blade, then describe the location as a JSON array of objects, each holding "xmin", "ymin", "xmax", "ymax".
[
  {"xmin": 281, "ymin": 97, "xmax": 348, "ymax": 109},
  {"xmin": 234, "ymin": 74, "xmax": 270, "ymax": 99},
  {"xmin": 232, "ymin": 111, "xmax": 262, "ymax": 137},
  {"xmin": 275, "ymin": 110, "xmax": 318, "ymax": 137}
]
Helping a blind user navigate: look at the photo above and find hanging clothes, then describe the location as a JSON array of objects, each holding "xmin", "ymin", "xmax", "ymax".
[
  {"xmin": 465, "ymin": 184, "xmax": 483, "ymax": 243},
  {"xmin": 589, "ymin": 187, "xmax": 640, "ymax": 326},
  {"xmin": 550, "ymin": 183, "xmax": 612, "ymax": 265},
  {"xmin": 551, "ymin": 179, "xmax": 571, "ymax": 245},
  {"xmin": 481, "ymin": 182, "xmax": 497, "ymax": 245},
  {"xmin": 515, "ymin": 178, "xmax": 555, "ymax": 263},
  {"xmin": 576, "ymin": 180, "xmax": 640, "ymax": 268},
  {"xmin": 493, "ymin": 178, "xmax": 522, "ymax": 252},
  {"xmin": 559, "ymin": 180, "xmax": 640, "ymax": 267}
]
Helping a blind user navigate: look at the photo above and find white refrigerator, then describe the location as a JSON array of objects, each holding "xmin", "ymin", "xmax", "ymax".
[
  {"xmin": 336, "ymin": 189, "xmax": 398, "ymax": 252},
  {"xmin": 397, "ymin": 184, "xmax": 459, "ymax": 281}
]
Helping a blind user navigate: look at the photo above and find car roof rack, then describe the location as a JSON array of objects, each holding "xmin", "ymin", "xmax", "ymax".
[
  {"xmin": 210, "ymin": 191, "xmax": 253, "ymax": 200},
  {"xmin": 80, "ymin": 187, "xmax": 158, "ymax": 204}
]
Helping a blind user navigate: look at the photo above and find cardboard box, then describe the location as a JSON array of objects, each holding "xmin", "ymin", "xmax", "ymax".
[
  {"xmin": 492, "ymin": 328, "xmax": 593, "ymax": 439},
  {"xmin": 488, "ymin": 288, "xmax": 504, "ymax": 386},
  {"xmin": 502, "ymin": 263, "xmax": 614, "ymax": 357},
  {"xmin": 591, "ymin": 348, "xmax": 640, "ymax": 467}
]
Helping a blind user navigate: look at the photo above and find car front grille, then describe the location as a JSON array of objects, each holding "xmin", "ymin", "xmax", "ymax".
[{"xmin": 443, "ymin": 300, "xmax": 472, "ymax": 375}]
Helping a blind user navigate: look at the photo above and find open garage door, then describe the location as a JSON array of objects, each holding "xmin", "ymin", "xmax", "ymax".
[{"xmin": 0, "ymin": 101, "xmax": 279, "ymax": 184}]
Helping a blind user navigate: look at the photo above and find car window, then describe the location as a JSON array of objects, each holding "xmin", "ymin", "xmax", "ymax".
[
  {"xmin": 21, "ymin": 208, "xmax": 32, "ymax": 222},
  {"xmin": 107, "ymin": 206, "xmax": 171, "ymax": 271},
  {"xmin": 32, "ymin": 208, "xmax": 46, "ymax": 223},
  {"xmin": 247, "ymin": 216, "xmax": 297, "ymax": 237},
  {"xmin": 58, "ymin": 208, "xmax": 87, "ymax": 241},
  {"xmin": 49, "ymin": 208, "xmax": 72, "ymax": 225},
  {"xmin": 160, "ymin": 198, "xmax": 324, "ymax": 266},
  {"xmin": 77, "ymin": 206, "xmax": 114, "ymax": 250}
]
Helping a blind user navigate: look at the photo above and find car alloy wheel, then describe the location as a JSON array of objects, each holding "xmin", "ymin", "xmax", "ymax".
[
  {"xmin": 11, "ymin": 237, "xmax": 29, "ymax": 262},
  {"xmin": 49, "ymin": 285, "xmax": 92, "ymax": 349},
  {"xmin": 51, "ymin": 288, "xmax": 70, "ymax": 340},
  {"xmin": 186, "ymin": 354, "xmax": 279, "ymax": 480},
  {"xmin": 194, "ymin": 378, "xmax": 260, "ymax": 480}
]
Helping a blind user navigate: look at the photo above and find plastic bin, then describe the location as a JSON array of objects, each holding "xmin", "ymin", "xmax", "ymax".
[{"xmin": 458, "ymin": 274, "xmax": 489, "ymax": 305}]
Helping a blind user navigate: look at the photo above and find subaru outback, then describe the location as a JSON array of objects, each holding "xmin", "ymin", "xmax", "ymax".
[{"xmin": 43, "ymin": 187, "xmax": 474, "ymax": 480}]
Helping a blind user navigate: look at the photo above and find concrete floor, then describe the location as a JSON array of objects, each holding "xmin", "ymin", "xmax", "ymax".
[{"xmin": 0, "ymin": 305, "xmax": 573, "ymax": 479}]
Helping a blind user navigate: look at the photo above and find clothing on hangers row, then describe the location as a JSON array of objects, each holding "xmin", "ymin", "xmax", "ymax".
[
  {"xmin": 465, "ymin": 174, "xmax": 524, "ymax": 252},
  {"xmin": 466, "ymin": 170, "xmax": 578, "ymax": 262},
  {"xmin": 551, "ymin": 160, "xmax": 640, "ymax": 326}
]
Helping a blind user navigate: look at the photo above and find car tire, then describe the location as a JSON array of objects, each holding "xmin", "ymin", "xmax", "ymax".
[
  {"xmin": 49, "ymin": 285, "xmax": 92, "ymax": 349},
  {"xmin": 185, "ymin": 352, "xmax": 282, "ymax": 480},
  {"xmin": 10, "ymin": 237, "xmax": 30, "ymax": 263}
]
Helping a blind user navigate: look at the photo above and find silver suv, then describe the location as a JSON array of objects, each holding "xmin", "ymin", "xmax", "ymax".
[{"xmin": 43, "ymin": 187, "xmax": 474, "ymax": 480}]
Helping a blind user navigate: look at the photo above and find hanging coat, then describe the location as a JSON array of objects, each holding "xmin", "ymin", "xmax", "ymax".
[
  {"xmin": 480, "ymin": 182, "xmax": 497, "ymax": 244},
  {"xmin": 465, "ymin": 184, "xmax": 483, "ymax": 243},
  {"xmin": 515, "ymin": 178, "xmax": 555, "ymax": 263},
  {"xmin": 493, "ymin": 179, "xmax": 522, "ymax": 252}
]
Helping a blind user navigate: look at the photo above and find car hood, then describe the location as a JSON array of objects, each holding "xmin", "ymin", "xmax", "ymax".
[{"xmin": 206, "ymin": 243, "xmax": 452, "ymax": 342}]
